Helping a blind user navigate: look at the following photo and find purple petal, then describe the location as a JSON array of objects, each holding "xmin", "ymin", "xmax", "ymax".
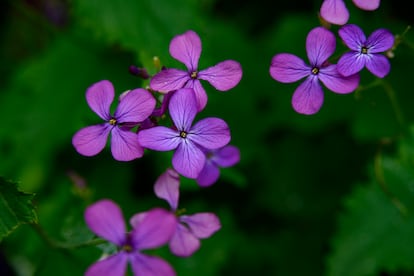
[
  {"xmin": 211, "ymin": 145, "xmax": 241, "ymax": 167},
  {"xmin": 338, "ymin": 24, "xmax": 366, "ymax": 51},
  {"xmin": 366, "ymin": 28, "xmax": 395, "ymax": 53},
  {"xmin": 169, "ymin": 30, "xmax": 201, "ymax": 71},
  {"xmin": 72, "ymin": 124, "xmax": 111, "ymax": 157},
  {"xmin": 269, "ymin": 53, "xmax": 309, "ymax": 83},
  {"xmin": 190, "ymin": 118, "xmax": 231, "ymax": 149},
  {"xmin": 154, "ymin": 168, "xmax": 180, "ymax": 211},
  {"xmin": 172, "ymin": 141, "xmax": 206, "ymax": 179},
  {"xmin": 352, "ymin": 0, "xmax": 380, "ymax": 10},
  {"xmin": 138, "ymin": 126, "xmax": 181, "ymax": 151},
  {"xmin": 114, "ymin": 88, "xmax": 156, "ymax": 124},
  {"xmin": 319, "ymin": 64, "xmax": 360, "ymax": 93},
  {"xmin": 131, "ymin": 208, "xmax": 177, "ymax": 250},
  {"xmin": 337, "ymin": 51, "xmax": 366, "ymax": 76},
  {"xmin": 84, "ymin": 199, "xmax": 126, "ymax": 246},
  {"xmin": 196, "ymin": 161, "xmax": 220, "ymax": 187},
  {"xmin": 292, "ymin": 77, "xmax": 324, "ymax": 115},
  {"xmin": 85, "ymin": 252, "xmax": 128, "ymax": 276},
  {"xmin": 365, "ymin": 54, "xmax": 391, "ymax": 78},
  {"xmin": 198, "ymin": 60, "xmax": 243, "ymax": 91},
  {"xmin": 129, "ymin": 211, "xmax": 148, "ymax": 229},
  {"xmin": 129, "ymin": 252, "xmax": 176, "ymax": 276},
  {"xmin": 320, "ymin": 0, "xmax": 349, "ymax": 25},
  {"xmin": 86, "ymin": 80, "xmax": 114, "ymax": 120},
  {"xmin": 184, "ymin": 79, "xmax": 208, "ymax": 111},
  {"xmin": 169, "ymin": 224, "xmax": 200, "ymax": 257},
  {"xmin": 180, "ymin": 213, "xmax": 221, "ymax": 239},
  {"xmin": 110, "ymin": 128, "xmax": 143, "ymax": 161},
  {"xmin": 149, "ymin": 69, "xmax": 190, "ymax": 93},
  {"xmin": 169, "ymin": 88, "xmax": 198, "ymax": 130},
  {"xmin": 306, "ymin": 27, "xmax": 336, "ymax": 66}
]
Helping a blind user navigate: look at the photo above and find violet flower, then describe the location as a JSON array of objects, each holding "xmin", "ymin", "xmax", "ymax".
[
  {"xmin": 320, "ymin": 0, "xmax": 381, "ymax": 25},
  {"xmin": 131, "ymin": 168, "xmax": 221, "ymax": 257},
  {"xmin": 150, "ymin": 30, "xmax": 243, "ymax": 111},
  {"xmin": 84, "ymin": 199, "xmax": 177, "ymax": 276},
  {"xmin": 138, "ymin": 88, "xmax": 231, "ymax": 178},
  {"xmin": 196, "ymin": 145, "xmax": 240, "ymax": 187},
  {"xmin": 72, "ymin": 80, "xmax": 156, "ymax": 161},
  {"xmin": 269, "ymin": 26, "xmax": 360, "ymax": 115},
  {"xmin": 337, "ymin": 24, "xmax": 395, "ymax": 78}
]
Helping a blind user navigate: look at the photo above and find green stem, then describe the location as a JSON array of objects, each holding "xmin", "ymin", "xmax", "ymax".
[{"xmin": 382, "ymin": 79, "xmax": 405, "ymax": 128}]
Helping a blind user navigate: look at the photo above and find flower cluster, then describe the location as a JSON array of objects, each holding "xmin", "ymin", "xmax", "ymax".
[
  {"xmin": 269, "ymin": 1, "xmax": 394, "ymax": 115},
  {"xmin": 72, "ymin": 30, "xmax": 242, "ymax": 275}
]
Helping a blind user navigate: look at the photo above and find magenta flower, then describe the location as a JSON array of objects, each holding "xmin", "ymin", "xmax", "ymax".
[
  {"xmin": 150, "ymin": 30, "xmax": 243, "ymax": 111},
  {"xmin": 138, "ymin": 88, "xmax": 231, "ymax": 178},
  {"xmin": 131, "ymin": 168, "xmax": 221, "ymax": 257},
  {"xmin": 84, "ymin": 199, "xmax": 177, "ymax": 276},
  {"xmin": 337, "ymin": 24, "xmax": 395, "ymax": 78},
  {"xmin": 320, "ymin": 0, "xmax": 381, "ymax": 25},
  {"xmin": 72, "ymin": 80, "xmax": 156, "ymax": 161},
  {"xmin": 269, "ymin": 26, "xmax": 360, "ymax": 115},
  {"xmin": 196, "ymin": 145, "xmax": 240, "ymax": 187}
]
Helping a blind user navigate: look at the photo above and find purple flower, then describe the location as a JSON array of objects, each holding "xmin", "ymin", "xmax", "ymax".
[
  {"xmin": 84, "ymin": 199, "xmax": 177, "ymax": 276},
  {"xmin": 337, "ymin": 24, "xmax": 395, "ymax": 78},
  {"xmin": 138, "ymin": 88, "xmax": 231, "ymax": 178},
  {"xmin": 196, "ymin": 145, "xmax": 240, "ymax": 187},
  {"xmin": 269, "ymin": 26, "xmax": 359, "ymax": 115},
  {"xmin": 150, "ymin": 30, "xmax": 243, "ymax": 111},
  {"xmin": 131, "ymin": 168, "xmax": 221, "ymax": 257},
  {"xmin": 72, "ymin": 80, "xmax": 156, "ymax": 161},
  {"xmin": 320, "ymin": 0, "xmax": 381, "ymax": 25}
]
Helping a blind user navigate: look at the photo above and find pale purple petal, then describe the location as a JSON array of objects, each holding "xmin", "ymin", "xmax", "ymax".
[
  {"xmin": 269, "ymin": 53, "xmax": 309, "ymax": 83},
  {"xmin": 114, "ymin": 88, "xmax": 156, "ymax": 123},
  {"xmin": 338, "ymin": 24, "xmax": 366, "ymax": 51},
  {"xmin": 169, "ymin": 30, "xmax": 201, "ymax": 71},
  {"xmin": 190, "ymin": 118, "xmax": 231, "ymax": 149},
  {"xmin": 306, "ymin": 27, "xmax": 336, "ymax": 66},
  {"xmin": 352, "ymin": 0, "xmax": 380, "ymax": 10},
  {"xmin": 365, "ymin": 54, "xmax": 391, "ymax": 78},
  {"xmin": 184, "ymin": 79, "xmax": 208, "ymax": 111},
  {"xmin": 150, "ymin": 69, "xmax": 190, "ymax": 93},
  {"xmin": 84, "ymin": 199, "xmax": 126, "ymax": 246},
  {"xmin": 169, "ymin": 88, "xmax": 198, "ymax": 131},
  {"xmin": 85, "ymin": 252, "xmax": 128, "ymax": 276},
  {"xmin": 154, "ymin": 168, "xmax": 180, "ymax": 211},
  {"xmin": 131, "ymin": 208, "xmax": 177, "ymax": 250},
  {"xmin": 180, "ymin": 213, "xmax": 221, "ymax": 239},
  {"xmin": 169, "ymin": 224, "xmax": 200, "ymax": 257},
  {"xmin": 320, "ymin": 0, "xmax": 349, "ymax": 25},
  {"xmin": 337, "ymin": 52, "xmax": 366, "ymax": 76},
  {"xmin": 86, "ymin": 80, "xmax": 114, "ymax": 120},
  {"xmin": 292, "ymin": 77, "xmax": 324, "ymax": 115},
  {"xmin": 172, "ymin": 141, "xmax": 206, "ymax": 179},
  {"xmin": 72, "ymin": 124, "xmax": 111, "ymax": 157},
  {"xmin": 129, "ymin": 211, "xmax": 148, "ymax": 229},
  {"xmin": 138, "ymin": 126, "xmax": 181, "ymax": 151},
  {"xmin": 198, "ymin": 60, "xmax": 243, "ymax": 91},
  {"xmin": 129, "ymin": 252, "xmax": 176, "ymax": 276},
  {"xmin": 212, "ymin": 145, "xmax": 241, "ymax": 167},
  {"xmin": 110, "ymin": 128, "xmax": 143, "ymax": 161},
  {"xmin": 319, "ymin": 64, "xmax": 360, "ymax": 93},
  {"xmin": 196, "ymin": 161, "xmax": 220, "ymax": 187},
  {"xmin": 366, "ymin": 29, "xmax": 395, "ymax": 53}
]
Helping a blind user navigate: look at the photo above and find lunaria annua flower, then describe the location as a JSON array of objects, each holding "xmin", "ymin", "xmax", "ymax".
[
  {"xmin": 269, "ymin": 26, "xmax": 360, "ymax": 115},
  {"xmin": 320, "ymin": 0, "xmax": 381, "ymax": 25}
]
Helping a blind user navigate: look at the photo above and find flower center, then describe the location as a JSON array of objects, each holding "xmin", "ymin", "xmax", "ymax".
[
  {"xmin": 122, "ymin": 244, "xmax": 133, "ymax": 252},
  {"xmin": 361, "ymin": 46, "xmax": 368, "ymax": 54},
  {"xmin": 109, "ymin": 118, "xmax": 117, "ymax": 125},
  {"xmin": 311, "ymin": 67, "xmax": 319, "ymax": 75},
  {"xmin": 180, "ymin": 131, "xmax": 188, "ymax": 138},
  {"xmin": 190, "ymin": 71, "xmax": 198, "ymax": 79}
]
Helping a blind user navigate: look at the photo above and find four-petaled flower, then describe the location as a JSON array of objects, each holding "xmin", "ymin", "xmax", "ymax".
[
  {"xmin": 84, "ymin": 199, "xmax": 177, "ymax": 276},
  {"xmin": 150, "ymin": 30, "xmax": 243, "ymax": 111},
  {"xmin": 269, "ymin": 26, "xmax": 360, "ymax": 115},
  {"xmin": 72, "ymin": 80, "xmax": 156, "ymax": 161},
  {"xmin": 337, "ymin": 24, "xmax": 395, "ymax": 78},
  {"xmin": 320, "ymin": 0, "xmax": 381, "ymax": 25},
  {"xmin": 138, "ymin": 88, "xmax": 231, "ymax": 178}
]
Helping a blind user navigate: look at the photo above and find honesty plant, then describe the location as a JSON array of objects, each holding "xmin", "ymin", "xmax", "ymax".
[{"xmin": 320, "ymin": 0, "xmax": 381, "ymax": 25}]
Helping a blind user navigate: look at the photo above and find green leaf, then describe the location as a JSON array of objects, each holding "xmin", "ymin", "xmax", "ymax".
[{"xmin": 0, "ymin": 177, "xmax": 37, "ymax": 241}]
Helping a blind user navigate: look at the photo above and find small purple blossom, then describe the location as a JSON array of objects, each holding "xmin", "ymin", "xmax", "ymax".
[
  {"xmin": 320, "ymin": 0, "xmax": 381, "ymax": 25},
  {"xmin": 196, "ymin": 145, "xmax": 240, "ymax": 187},
  {"xmin": 269, "ymin": 26, "xmax": 360, "ymax": 115},
  {"xmin": 150, "ymin": 30, "xmax": 243, "ymax": 111},
  {"xmin": 337, "ymin": 24, "xmax": 395, "ymax": 78},
  {"xmin": 131, "ymin": 168, "xmax": 221, "ymax": 257},
  {"xmin": 138, "ymin": 88, "xmax": 231, "ymax": 178},
  {"xmin": 84, "ymin": 199, "xmax": 177, "ymax": 276},
  {"xmin": 72, "ymin": 80, "xmax": 156, "ymax": 161}
]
